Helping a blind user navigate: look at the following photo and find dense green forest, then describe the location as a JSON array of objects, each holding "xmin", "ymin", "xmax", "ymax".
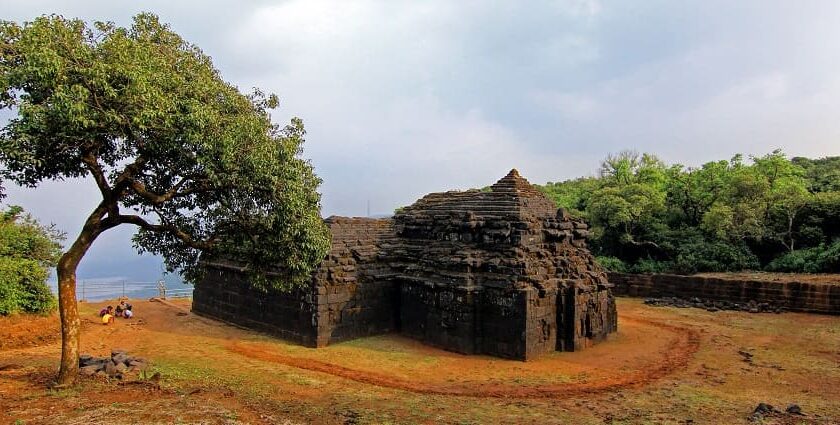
[{"xmin": 538, "ymin": 150, "xmax": 840, "ymax": 274}]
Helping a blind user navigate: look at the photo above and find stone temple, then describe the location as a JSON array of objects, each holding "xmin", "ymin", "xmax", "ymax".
[{"xmin": 192, "ymin": 170, "xmax": 617, "ymax": 360}]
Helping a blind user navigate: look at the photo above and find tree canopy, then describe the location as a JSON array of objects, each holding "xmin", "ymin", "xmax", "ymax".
[
  {"xmin": 0, "ymin": 13, "xmax": 330, "ymax": 285},
  {"xmin": 0, "ymin": 13, "xmax": 330, "ymax": 385}
]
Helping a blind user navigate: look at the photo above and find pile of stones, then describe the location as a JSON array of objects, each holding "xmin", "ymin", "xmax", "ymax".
[
  {"xmin": 78, "ymin": 349, "xmax": 149, "ymax": 379},
  {"xmin": 644, "ymin": 297, "xmax": 786, "ymax": 314}
]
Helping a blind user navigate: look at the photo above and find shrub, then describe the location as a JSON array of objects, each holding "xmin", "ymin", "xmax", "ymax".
[
  {"xmin": 671, "ymin": 240, "xmax": 760, "ymax": 274},
  {"xmin": 0, "ymin": 206, "xmax": 63, "ymax": 315},
  {"xmin": 595, "ymin": 256, "xmax": 627, "ymax": 272},
  {"xmin": 765, "ymin": 240, "xmax": 840, "ymax": 273},
  {"xmin": 0, "ymin": 257, "xmax": 55, "ymax": 315},
  {"xmin": 629, "ymin": 259, "xmax": 672, "ymax": 274},
  {"xmin": 814, "ymin": 240, "xmax": 840, "ymax": 272},
  {"xmin": 765, "ymin": 247, "xmax": 821, "ymax": 272}
]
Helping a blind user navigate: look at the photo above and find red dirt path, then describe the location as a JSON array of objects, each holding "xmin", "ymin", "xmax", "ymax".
[{"xmin": 227, "ymin": 316, "xmax": 700, "ymax": 398}]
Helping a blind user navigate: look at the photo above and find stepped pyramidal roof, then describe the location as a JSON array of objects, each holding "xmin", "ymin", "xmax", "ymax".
[{"xmin": 401, "ymin": 169, "xmax": 559, "ymax": 221}]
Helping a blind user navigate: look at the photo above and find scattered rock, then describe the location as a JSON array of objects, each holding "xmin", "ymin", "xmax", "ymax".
[
  {"xmin": 112, "ymin": 353, "xmax": 130, "ymax": 365},
  {"xmin": 79, "ymin": 365, "xmax": 100, "ymax": 376},
  {"xmin": 105, "ymin": 361, "xmax": 118, "ymax": 376},
  {"xmin": 749, "ymin": 402, "xmax": 805, "ymax": 422},
  {"xmin": 786, "ymin": 404, "xmax": 802, "ymax": 415},
  {"xmin": 128, "ymin": 360, "xmax": 148, "ymax": 371},
  {"xmin": 749, "ymin": 403, "xmax": 778, "ymax": 422},
  {"xmin": 753, "ymin": 403, "xmax": 778, "ymax": 415}
]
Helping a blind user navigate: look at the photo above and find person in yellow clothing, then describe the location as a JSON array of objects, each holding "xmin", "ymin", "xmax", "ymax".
[{"xmin": 100, "ymin": 305, "xmax": 115, "ymax": 324}]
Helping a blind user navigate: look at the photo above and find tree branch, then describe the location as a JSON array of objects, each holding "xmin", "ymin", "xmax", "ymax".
[
  {"xmin": 80, "ymin": 150, "xmax": 112, "ymax": 200},
  {"xmin": 116, "ymin": 214, "xmax": 215, "ymax": 251},
  {"xmin": 111, "ymin": 155, "xmax": 148, "ymax": 195},
  {"xmin": 127, "ymin": 175, "xmax": 212, "ymax": 205}
]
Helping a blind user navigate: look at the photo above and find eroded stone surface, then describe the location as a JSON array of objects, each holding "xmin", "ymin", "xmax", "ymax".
[{"xmin": 193, "ymin": 170, "xmax": 618, "ymax": 360}]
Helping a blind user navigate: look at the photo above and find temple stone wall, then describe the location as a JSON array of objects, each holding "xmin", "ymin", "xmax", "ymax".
[
  {"xmin": 479, "ymin": 287, "xmax": 529, "ymax": 358},
  {"xmin": 193, "ymin": 170, "xmax": 619, "ymax": 360},
  {"xmin": 609, "ymin": 272, "xmax": 840, "ymax": 315},
  {"xmin": 192, "ymin": 266, "xmax": 317, "ymax": 345},
  {"xmin": 398, "ymin": 282, "xmax": 484, "ymax": 354},
  {"xmin": 311, "ymin": 217, "xmax": 398, "ymax": 346}
]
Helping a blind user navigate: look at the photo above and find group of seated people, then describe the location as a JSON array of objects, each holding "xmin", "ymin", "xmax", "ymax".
[{"xmin": 99, "ymin": 300, "xmax": 133, "ymax": 324}]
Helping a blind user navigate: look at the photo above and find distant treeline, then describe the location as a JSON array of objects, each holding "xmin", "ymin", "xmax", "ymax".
[{"xmin": 537, "ymin": 150, "xmax": 840, "ymax": 274}]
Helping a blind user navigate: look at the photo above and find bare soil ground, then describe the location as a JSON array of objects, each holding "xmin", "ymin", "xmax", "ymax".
[
  {"xmin": 1, "ymin": 298, "xmax": 838, "ymax": 424},
  {"xmin": 694, "ymin": 271, "xmax": 840, "ymax": 285}
]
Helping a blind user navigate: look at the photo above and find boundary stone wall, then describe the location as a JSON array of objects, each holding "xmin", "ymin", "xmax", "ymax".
[{"xmin": 609, "ymin": 272, "xmax": 840, "ymax": 315}]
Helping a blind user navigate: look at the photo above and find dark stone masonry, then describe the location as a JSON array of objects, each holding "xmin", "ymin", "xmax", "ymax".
[
  {"xmin": 609, "ymin": 272, "xmax": 840, "ymax": 315},
  {"xmin": 193, "ymin": 170, "xmax": 618, "ymax": 360}
]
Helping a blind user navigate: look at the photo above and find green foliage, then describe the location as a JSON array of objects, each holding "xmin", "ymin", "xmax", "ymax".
[
  {"xmin": 765, "ymin": 240, "xmax": 840, "ymax": 273},
  {"xmin": 539, "ymin": 177, "xmax": 599, "ymax": 218},
  {"xmin": 595, "ymin": 256, "xmax": 626, "ymax": 272},
  {"xmin": 628, "ymin": 258, "xmax": 671, "ymax": 274},
  {"xmin": 792, "ymin": 156, "xmax": 840, "ymax": 192},
  {"xmin": 671, "ymin": 239, "xmax": 760, "ymax": 275},
  {"xmin": 599, "ymin": 151, "xmax": 667, "ymax": 188},
  {"xmin": 589, "ymin": 183, "xmax": 665, "ymax": 235},
  {"xmin": 0, "ymin": 14, "xmax": 330, "ymax": 289},
  {"xmin": 765, "ymin": 247, "xmax": 823, "ymax": 273},
  {"xmin": 798, "ymin": 191, "xmax": 840, "ymax": 246},
  {"xmin": 0, "ymin": 205, "xmax": 64, "ymax": 266},
  {"xmin": 0, "ymin": 206, "xmax": 62, "ymax": 315},
  {"xmin": 666, "ymin": 158, "xmax": 735, "ymax": 225},
  {"xmin": 538, "ymin": 150, "xmax": 840, "ymax": 274},
  {"xmin": 817, "ymin": 240, "xmax": 840, "ymax": 272}
]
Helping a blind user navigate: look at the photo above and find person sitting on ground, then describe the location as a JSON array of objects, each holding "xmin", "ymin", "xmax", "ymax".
[
  {"xmin": 101, "ymin": 309, "xmax": 114, "ymax": 325},
  {"xmin": 99, "ymin": 305, "xmax": 113, "ymax": 317},
  {"xmin": 116, "ymin": 300, "xmax": 129, "ymax": 317},
  {"xmin": 123, "ymin": 306, "xmax": 133, "ymax": 319}
]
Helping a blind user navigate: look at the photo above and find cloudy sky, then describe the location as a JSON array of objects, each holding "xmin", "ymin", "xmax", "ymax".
[{"xmin": 4, "ymin": 0, "xmax": 840, "ymax": 281}]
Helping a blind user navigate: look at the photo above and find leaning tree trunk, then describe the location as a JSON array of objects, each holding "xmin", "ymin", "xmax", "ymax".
[{"xmin": 55, "ymin": 226, "xmax": 99, "ymax": 387}]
